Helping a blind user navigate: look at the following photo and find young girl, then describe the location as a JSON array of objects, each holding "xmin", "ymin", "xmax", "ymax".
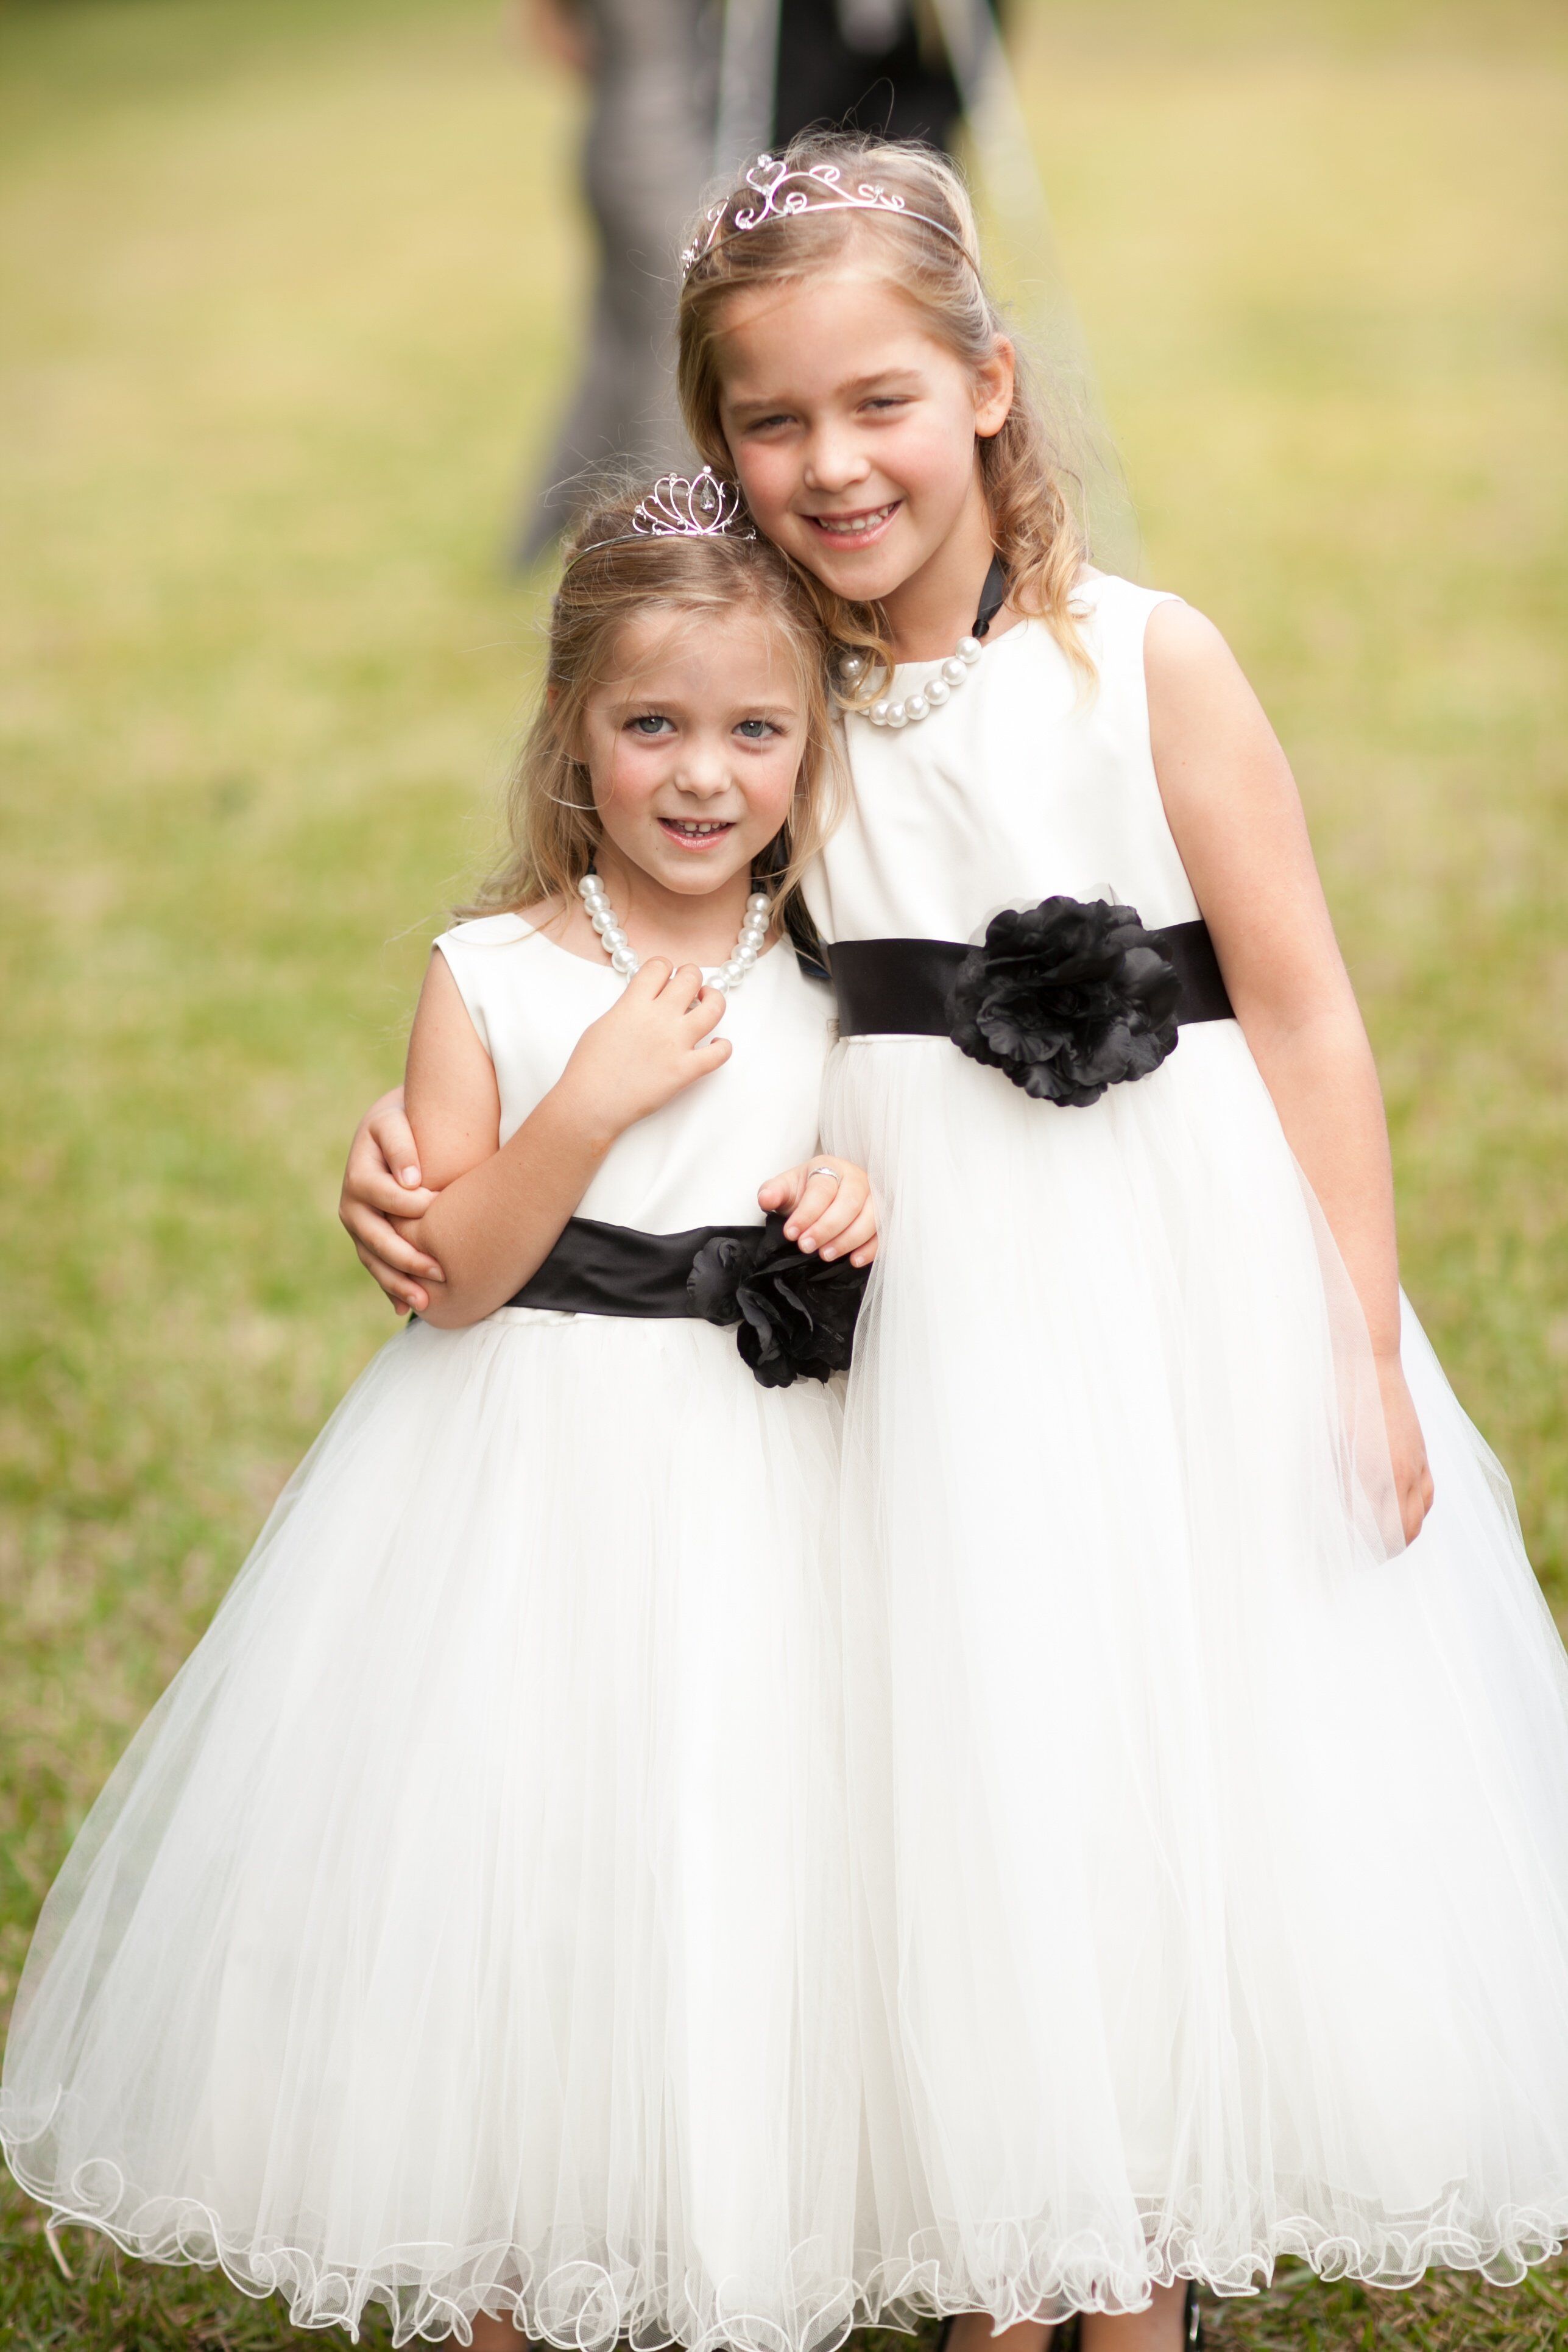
[
  {"xmin": 343, "ymin": 133, "xmax": 1568, "ymax": 2345},
  {"xmin": 1, "ymin": 481, "xmax": 883, "ymax": 2352}
]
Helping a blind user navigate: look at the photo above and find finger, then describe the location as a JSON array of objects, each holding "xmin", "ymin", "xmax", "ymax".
[
  {"xmin": 819, "ymin": 1202, "xmax": 878, "ymax": 1262},
  {"xmin": 687, "ymin": 1037, "xmax": 732, "ymax": 1080},
  {"xmin": 800, "ymin": 1178, "xmax": 867, "ymax": 1252},
  {"xmin": 343, "ymin": 1168, "xmax": 442, "ymax": 1221},
  {"xmin": 344, "ymin": 1206, "xmax": 447, "ymax": 1282},
  {"xmin": 680, "ymin": 980, "xmax": 728, "ymax": 1034},
  {"xmin": 367, "ymin": 1102, "xmax": 423, "ymax": 1190},
  {"xmin": 848, "ymin": 1235, "xmax": 877, "ymax": 1267},
  {"xmin": 630, "ymin": 956, "xmax": 674, "ymax": 997},
  {"xmin": 783, "ymin": 1171, "xmax": 847, "ymax": 1246},
  {"xmin": 354, "ymin": 1241, "xmax": 429, "ymax": 1315},
  {"xmin": 757, "ymin": 1168, "xmax": 804, "ymax": 1214}
]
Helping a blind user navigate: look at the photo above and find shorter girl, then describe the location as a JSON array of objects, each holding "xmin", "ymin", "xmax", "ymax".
[{"xmin": 1, "ymin": 480, "xmax": 877, "ymax": 2352}]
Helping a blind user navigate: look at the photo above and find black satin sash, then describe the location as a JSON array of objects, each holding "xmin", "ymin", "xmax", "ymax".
[
  {"xmin": 827, "ymin": 918, "xmax": 1234, "ymax": 1039},
  {"xmin": 507, "ymin": 1215, "xmax": 759, "ymax": 1318}
]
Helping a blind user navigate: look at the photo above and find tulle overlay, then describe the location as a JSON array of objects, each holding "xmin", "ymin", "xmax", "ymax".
[
  {"xmin": 0, "ymin": 1312, "xmax": 864, "ymax": 2351},
  {"xmin": 822, "ymin": 1023, "xmax": 1568, "ymax": 2318}
]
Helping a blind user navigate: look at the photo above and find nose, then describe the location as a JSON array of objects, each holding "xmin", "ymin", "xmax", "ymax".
[
  {"xmin": 801, "ymin": 420, "xmax": 869, "ymax": 498},
  {"xmin": 671, "ymin": 728, "xmax": 735, "ymax": 799}
]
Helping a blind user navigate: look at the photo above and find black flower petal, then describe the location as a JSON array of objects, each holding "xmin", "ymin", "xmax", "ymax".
[
  {"xmin": 688, "ymin": 1212, "xmax": 868, "ymax": 1388},
  {"xmin": 949, "ymin": 896, "xmax": 1181, "ymax": 1107}
]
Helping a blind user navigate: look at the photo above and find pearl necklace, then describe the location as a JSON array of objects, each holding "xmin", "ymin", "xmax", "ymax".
[
  {"xmin": 577, "ymin": 871, "xmax": 772, "ymax": 994},
  {"xmin": 838, "ymin": 554, "xmax": 1008, "ymax": 730},
  {"xmin": 843, "ymin": 633, "xmax": 984, "ymax": 730}
]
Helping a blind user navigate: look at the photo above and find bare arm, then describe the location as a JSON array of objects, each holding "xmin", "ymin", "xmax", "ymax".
[
  {"xmin": 1146, "ymin": 600, "xmax": 1433, "ymax": 1538},
  {"xmin": 400, "ymin": 950, "xmax": 730, "ymax": 1330}
]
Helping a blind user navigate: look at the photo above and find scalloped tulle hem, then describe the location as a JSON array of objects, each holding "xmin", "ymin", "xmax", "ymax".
[
  {"xmin": 1, "ymin": 2136, "xmax": 863, "ymax": 2352},
  {"xmin": 857, "ymin": 2196, "xmax": 1568, "ymax": 2326},
  {"xmin": 9, "ymin": 2136, "xmax": 1568, "ymax": 2347}
]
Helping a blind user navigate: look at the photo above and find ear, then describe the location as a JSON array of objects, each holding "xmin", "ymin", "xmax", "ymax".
[{"xmin": 973, "ymin": 335, "xmax": 1015, "ymax": 441}]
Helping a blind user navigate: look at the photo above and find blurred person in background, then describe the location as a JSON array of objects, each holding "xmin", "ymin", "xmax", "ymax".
[{"xmin": 514, "ymin": 0, "xmax": 984, "ymax": 560}]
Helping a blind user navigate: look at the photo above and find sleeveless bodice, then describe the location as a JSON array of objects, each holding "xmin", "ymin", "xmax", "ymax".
[
  {"xmin": 803, "ymin": 574, "xmax": 1196, "ymax": 947},
  {"xmin": 434, "ymin": 914, "xmax": 835, "ymax": 1232}
]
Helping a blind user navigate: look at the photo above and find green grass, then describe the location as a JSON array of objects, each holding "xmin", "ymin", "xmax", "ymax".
[{"xmin": 1, "ymin": 0, "xmax": 1566, "ymax": 2342}]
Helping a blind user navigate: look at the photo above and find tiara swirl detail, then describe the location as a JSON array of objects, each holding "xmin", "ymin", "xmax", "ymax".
[
  {"xmin": 563, "ymin": 469, "xmax": 757, "ymax": 570},
  {"xmin": 631, "ymin": 468, "xmax": 751, "ymax": 539},
  {"xmin": 682, "ymin": 154, "xmax": 969, "ymax": 278}
]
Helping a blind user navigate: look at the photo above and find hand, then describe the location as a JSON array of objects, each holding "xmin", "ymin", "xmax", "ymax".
[
  {"xmin": 338, "ymin": 1087, "xmax": 447, "ymax": 1314},
  {"xmin": 758, "ymin": 1156, "xmax": 878, "ymax": 1268},
  {"xmin": 558, "ymin": 960, "xmax": 730, "ymax": 1140},
  {"xmin": 1377, "ymin": 1353, "xmax": 1435, "ymax": 1546}
]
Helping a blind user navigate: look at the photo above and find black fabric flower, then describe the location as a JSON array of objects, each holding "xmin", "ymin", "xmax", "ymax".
[
  {"xmin": 949, "ymin": 895, "xmax": 1181, "ymax": 1107},
  {"xmin": 687, "ymin": 1212, "xmax": 868, "ymax": 1389}
]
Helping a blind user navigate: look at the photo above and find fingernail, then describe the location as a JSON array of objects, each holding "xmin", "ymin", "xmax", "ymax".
[
  {"xmin": 784, "ymin": 1223, "xmax": 799, "ymax": 1240},
  {"xmin": 401, "ymin": 1168, "xmax": 420, "ymax": 1187},
  {"xmin": 821, "ymin": 1246, "xmax": 836, "ymax": 1260}
]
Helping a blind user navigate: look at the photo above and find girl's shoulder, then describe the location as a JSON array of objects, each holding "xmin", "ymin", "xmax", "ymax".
[
  {"xmin": 1071, "ymin": 566, "xmax": 1184, "ymax": 630},
  {"xmin": 437, "ymin": 909, "xmax": 539, "ymax": 952}
]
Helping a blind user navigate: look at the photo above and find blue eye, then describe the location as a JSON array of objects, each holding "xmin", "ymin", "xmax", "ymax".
[
  {"xmin": 628, "ymin": 713, "xmax": 672, "ymax": 736},
  {"xmin": 735, "ymin": 719, "xmax": 777, "ymax": 740}
]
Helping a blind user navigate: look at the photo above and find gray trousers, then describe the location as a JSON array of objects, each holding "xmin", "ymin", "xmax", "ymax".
[{"xmin": 515, "ymin": 0, "xmax": 716, "ymax": 562}]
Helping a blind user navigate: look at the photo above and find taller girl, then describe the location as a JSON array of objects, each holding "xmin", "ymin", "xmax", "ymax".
[{"xmin": 678, "ymin": 138, "xmax": 1568, "ymax": 2345}]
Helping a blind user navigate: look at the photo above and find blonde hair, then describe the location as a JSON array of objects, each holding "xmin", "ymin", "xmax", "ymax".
[
  {"xmin": 464, "ymin": 481, "xmax": 844, "ymax": 920},
  {"xmin": 676, "ymin": 133, "xmax": 1092, "ymax": 690}
]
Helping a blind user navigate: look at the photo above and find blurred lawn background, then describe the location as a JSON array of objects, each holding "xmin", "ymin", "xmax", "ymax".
[{"xmin": 1, "ymin": 0, "xmax": 1565, "ymax": 2342}]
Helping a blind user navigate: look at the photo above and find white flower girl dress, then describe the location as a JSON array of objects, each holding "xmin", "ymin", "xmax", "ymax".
[
  {"xmin": 809, "ymin": 574, "xmax": 1568, "ymax": 2321},
  {"xmin": 2, "ymin": 917, "xmax": 862, "ymax": 2352}
]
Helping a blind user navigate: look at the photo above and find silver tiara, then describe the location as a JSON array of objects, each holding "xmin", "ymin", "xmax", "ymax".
[
  {"xmin": 566, "ymin": 468, "xmax": 757, "ymax": 565},
  {"xmin": 682, "ymin": 154, "xmax": 970, "ymax": 280}
]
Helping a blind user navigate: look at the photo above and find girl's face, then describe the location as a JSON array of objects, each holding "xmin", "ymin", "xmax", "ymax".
[
  {"xmin": 577, "ymin": 602, "xmax": 806, "ymax": 902},
  {"xmin": 713, "ymin": 269, "xmax": 1013, "ymax": 608}
]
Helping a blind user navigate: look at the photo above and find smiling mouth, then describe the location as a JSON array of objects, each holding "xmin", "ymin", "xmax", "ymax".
[
  {"xmin": 805, "ymin": 500, "xmax": 900, "ymax": 540},
  {"xmin": 659, "ymin": 818, "xmax": 736, "ymax": 848}
]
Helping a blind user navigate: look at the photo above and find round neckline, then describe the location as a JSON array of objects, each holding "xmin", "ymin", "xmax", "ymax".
[{"xmin": 512, "ymin": 914, "xmax": 788, "ymax": 984}]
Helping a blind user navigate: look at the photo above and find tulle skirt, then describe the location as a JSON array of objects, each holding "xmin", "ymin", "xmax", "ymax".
[
  {"xmin": 0, "ymin": 1310, "xmax": 861, "ymax": 2351},
  {"xmin": 821, "ymin": 1022, "xmax": 1568, "ymax": 2322}
]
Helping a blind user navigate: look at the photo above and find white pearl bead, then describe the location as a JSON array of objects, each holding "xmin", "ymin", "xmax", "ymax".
[
  {"xmin": 871, "ymin": 701, "xmax": 891, "ymax": 726},
  {"xmin": 610, "ymin": 948, "xmax": 635, "ymax": 975},
  {"xmin": 925, "ymin": 677, "xmax": 950, "ymax": 705},
  {"xmin": 958, "ymin": 636, "xmax": 983, "ymax": 664},
  {"xmin": 905, "ymin": 693, "xmax": 928, "ymax": 722},
  {"xmin": 839, "ymin": 652, "xmax": 866, "ymax": 682},
  {"xmin": 887, "ymin": 705, "xmax": 908, "ymax": 728},
  {"xmin": 721, "ymin": 961, "xmax": 744, "ymax": 986},
  {"xmin": 941, "ymin": 657, "xmax": 966, "ymax": 685},
  {"xmin": 746, "ymin": 892, "xmax": 771, "ymax": 914},
  {"xmin": 576, "ymin": 874, "xmax": 599, "ymax": 900}
]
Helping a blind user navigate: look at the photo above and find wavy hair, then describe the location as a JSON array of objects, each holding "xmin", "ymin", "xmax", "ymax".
[
  {"xmin": 676, "ymin": 133, "xmax": 1093, "ymax": 694},
  {"xmin": 462, "ymin": 481, "xmax": 844, "ymax": 921}
]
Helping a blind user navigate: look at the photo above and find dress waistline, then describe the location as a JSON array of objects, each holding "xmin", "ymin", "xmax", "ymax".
[
  {"xmin": 508, "ymin": 1215, "xmax": 758, "ymax": 1318},
  {"xmin": 825, "ymin": 917, "xmax": 1234, "ymax": 1038}
]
